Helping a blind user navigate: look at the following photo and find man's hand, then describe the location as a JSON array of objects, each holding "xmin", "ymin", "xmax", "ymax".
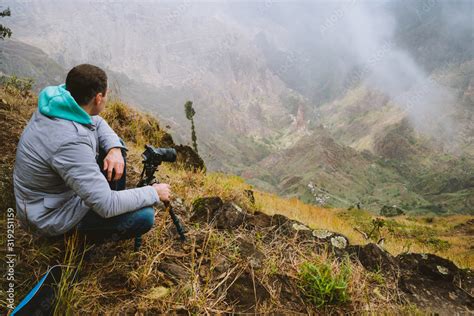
[
  {"xmin": 153, "ymin": 183, "xmax": 171, "ymax": 202},
  {"xmin": 103, "ymin": 148, "xmax": 125, "ymax": 181}
]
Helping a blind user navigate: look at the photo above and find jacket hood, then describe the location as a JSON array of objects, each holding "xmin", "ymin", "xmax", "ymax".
[{"xmin": 38, "ymin": 84, "xmax": 92, "ymax": 125}]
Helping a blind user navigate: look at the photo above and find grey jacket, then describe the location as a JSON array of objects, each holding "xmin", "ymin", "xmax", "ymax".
[{"xmin": 13, "ymin": 110, "xmax": 160, "ymax": 236}]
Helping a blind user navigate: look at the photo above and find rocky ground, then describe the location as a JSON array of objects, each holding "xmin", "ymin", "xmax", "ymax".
[{"xmin": 176, "ymin": 195, "xmax": 474, "ymax": 314}]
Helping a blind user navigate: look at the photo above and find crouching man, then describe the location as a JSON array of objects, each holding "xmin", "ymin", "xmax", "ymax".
[{"xmin": 13, "ymin": 64, "xmax": 170, "ymax": 244}]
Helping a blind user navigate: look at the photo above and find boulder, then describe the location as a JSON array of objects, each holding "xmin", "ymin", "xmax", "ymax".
[
  {"xmin": 190, "ymin": 197, "xmax": 246, "ymax": 229},
  {"xmin": 379, "ymin": 205, "xmax": 405, "ymax": 217},
  {"xmin": 215, "ymin": 202, "xmax": 246, "ymax": 229},
  {"xmin": 190, "ymin": 197, "xmax": 223, "ymax": 223},
  {"xmin": 174, "ymin": 144, "xmax": 206, "ymax": 172},
  {"xmin": 227, "ymin": 271, "xmax": 270, "ymax": 312},
  {"xmin": 396, "ymin": 253, "xmax": 474, "ymax": 314},
  {"xmin": 348, "ymin": 243, "xmax": 398, "ymax": 277},
  {"xmin": 246, "ymin": 211, "xmax": 273, "ymax": 229}
]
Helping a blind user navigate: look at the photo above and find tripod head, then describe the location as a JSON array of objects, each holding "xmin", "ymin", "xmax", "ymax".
[{"xmin": 137, "ymin": 144, "xmax": 177, "ymax": 187}]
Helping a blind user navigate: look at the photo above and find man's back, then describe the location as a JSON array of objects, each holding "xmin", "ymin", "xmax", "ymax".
[
  {"xmin": 13, "ymin": 84, "xmax": 160, "ymax": 236},
  {"xmin": 14, "ymin": 108, "xmax": 102, "ymax": 235},
  {"xmin": 15, "ymin": 110, "xmax": 86, "ymax": 197}
]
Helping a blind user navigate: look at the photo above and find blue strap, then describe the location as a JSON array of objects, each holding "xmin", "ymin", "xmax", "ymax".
[{"xmin": 11, "ymin": 265, "xmax": 63, "ymax": 315}]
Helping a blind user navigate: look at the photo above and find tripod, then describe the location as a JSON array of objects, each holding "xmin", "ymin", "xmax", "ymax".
[{"xmin": 135, "ymin": 160, "xmax": 186, "ymax": 250}]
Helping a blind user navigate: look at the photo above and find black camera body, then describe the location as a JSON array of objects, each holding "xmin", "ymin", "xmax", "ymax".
[
  {"xmin": 137, "ymin": 145, "xmax": 176, "ymax": 188},
  {"xmin": 142, "ymin": 144, "xmax": 177, "ymax": 166}
]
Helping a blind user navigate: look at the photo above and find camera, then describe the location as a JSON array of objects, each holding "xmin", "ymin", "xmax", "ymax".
[{"xmin": 142, "ymin": 144, "xmax": 177, "ymax": 166}]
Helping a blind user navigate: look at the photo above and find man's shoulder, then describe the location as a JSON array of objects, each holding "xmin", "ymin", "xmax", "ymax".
[
  {"xmin": 36, "ymin": 110, "xmax": 94, "ymax": 135},
  {"xmin": 91, "ymin": 115, "xmax": 105, "ymax": 125},
  {"xmin": 22, "ymin": 110, "xmax": 95, "ymax": 153}
]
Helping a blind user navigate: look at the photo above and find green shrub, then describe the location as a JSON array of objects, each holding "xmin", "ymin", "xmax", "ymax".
[
  {"xmin": 3, "ymin": 75, "xmax": 34, "ymax": 96},
  {"xmin": 425, "ymin": 237, "xmax": 451, "ymax": 252},
  {"xmin": 298, "ymin": 259, "xmax": 351, "ymax": 307}
]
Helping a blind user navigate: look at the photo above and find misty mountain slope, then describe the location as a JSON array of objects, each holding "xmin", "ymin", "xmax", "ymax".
[
  {"xmin": 242, "ymin": 104, "xmax": 474, "ymax": 215},
  {"xmin": 0, "ymin": 40, "xmax": 64, "ymax": 87},
  {"xmin": 3, "ymin": 1, "xmax": 473, "ymax": 215},
  {"xmin": 242, "ymin": 127, "xmax": 433, "ymax": 212},
  {"xmin": 6, "ymin": 1, "xmax": 311, "ymax": 173},
  {"xmin": 390, "ymin": 0, "xmax": 474, "ymax": 72},
  {"xmin": 317, "ymin": 87, "xmax": 405, "ymax": 153}
]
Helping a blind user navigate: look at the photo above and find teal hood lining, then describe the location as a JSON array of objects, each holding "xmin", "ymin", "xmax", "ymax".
[{"xmin": 38, "ymin": 84, "xmax": 93, "ymax": 125}]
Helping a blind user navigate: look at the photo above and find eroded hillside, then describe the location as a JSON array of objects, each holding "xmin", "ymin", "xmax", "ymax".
[{"xmin": 0, "ymin": 87, "xmax": 472, "ymax": 314}]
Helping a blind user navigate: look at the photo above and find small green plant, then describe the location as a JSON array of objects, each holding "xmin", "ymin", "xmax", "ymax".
[
  {"xmin": 425, "ymin": 237, "xmax": 451, "ymax": 252},
  {"xmin": 367, "ymin": 218, "xmax": 385, "ymax": 241},
  {"xmin": 368, "ymin": 269, "xmax": 385, "ymax": 285},
  {"xmin": 3, "ymin": 75, "xmax": 34, "ymax": 96},
  {"xmin": 297, "ymin": 259, "xmax": 351, "ymax": 307}
]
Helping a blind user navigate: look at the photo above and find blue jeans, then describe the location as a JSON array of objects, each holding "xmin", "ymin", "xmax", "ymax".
[{"xmin": 75, "ymin": 141, "xmax": 155, "ymax": 244}]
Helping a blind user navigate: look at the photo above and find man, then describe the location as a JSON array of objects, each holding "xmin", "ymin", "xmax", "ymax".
[{"xmin": 13, "ymin": 64, "xmax": 171, "ymax": 244}]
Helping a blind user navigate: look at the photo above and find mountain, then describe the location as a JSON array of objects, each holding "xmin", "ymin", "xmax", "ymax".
[
  {"xmin": 0, "ymin": 86, "xmax": 472, "ymax": 314},
  {"xmin": 244, "ymin": 86, "xmax": 474, "ymax": 214},
  {"xmin": 2, "ymin": 0, "xmax": 473, "ymax": 214},
  {"xmin": 0, "ymin": 39, "xmax": 64, "ymax": 87}
]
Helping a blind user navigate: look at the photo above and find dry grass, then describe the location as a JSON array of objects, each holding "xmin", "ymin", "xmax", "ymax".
[
  {"xmin": 254, "ymin": 190, "xmax": 473, "ymax": 268},
  {"xmin": 60, "ymin": 211, "xmax": 404, "ymax": 314},
  {"xmin": 0, "ymin": 87, "xmax": 470, "ymax": 314},
  {"xmin": 255, "ymin": 191, "xmax": 367, "ymax": 245},
  {"xmin": 101, "ymin": 99, "xmax": 174, "ymax": 148}
]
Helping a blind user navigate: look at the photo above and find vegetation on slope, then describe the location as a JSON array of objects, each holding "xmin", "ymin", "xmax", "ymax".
[{"xmin": 0, "ymin": 85, "xmax": 472, "ymax": 314}]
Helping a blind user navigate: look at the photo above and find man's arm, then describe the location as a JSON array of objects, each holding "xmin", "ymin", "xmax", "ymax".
[
  {"xmin": 51, "ymin": 137, "xmax": 160, "ymax": 218},
  {"xmin": 95, "ymin": 115, "xmax": 126, "ymax": 181},
  {"xmin": 94, "ymin": 115, "xmax": 126, "ymax": 153}
]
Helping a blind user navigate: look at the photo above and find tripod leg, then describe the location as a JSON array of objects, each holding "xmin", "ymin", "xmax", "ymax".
[
  {"xmin": 168, "ymin": 205, "xmax": 186, "ymax": 242},
  {"xmin": 134, "ymin": 236, "xmax": 142, "ymax": 251}
]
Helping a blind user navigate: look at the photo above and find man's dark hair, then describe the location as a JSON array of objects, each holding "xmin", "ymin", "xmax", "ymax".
[{"xmin": 65, "ymin": 64, "xmax": 107, "ymax": 105}]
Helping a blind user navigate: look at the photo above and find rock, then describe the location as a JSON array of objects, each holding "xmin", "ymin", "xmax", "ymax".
[
  {"xmin": 379, "ymin": 205, "xmax": 405, "ymax": 217},
  {"xmin": 246, "ymin": 211, "xmax": 273, "ymax": 229},
  {"xmin": 398, "ymin": 253, "xmax": 460, "ymax": 282},
  {"xmin": 396, "ymin": 253, "xmax": 474, "ymax": 314},
  {"xmin": 226, "ymin": 271, "xmax": 270, "ymax": 312},
  {"xmin": 312, "ymin": 229, "xmax": 334, "ymax": 239},
  {"xmin": 274, "ymin": 274, "xmax": 305, "ymax": 312},
  {"xmin": 158, "ymin": 260, "xmax": 189, "ymax": 284},
  {"xmin": 456, "ymin": 269, "xmax": 474, "ymax": 296},
  {"xmin": 215, "ymin": 202, "xmax": 246, "ymax": 229},
  {"xmin": 292, "ymin": 223, "xmax": 311, "ymax": 231},
  {"xmin": 278, "ymin": 221, "xmax": 312, "ymax": 240},
  {"xmin": 237, "ymin": 237, "xmax": 264, "ymax": 268},
  {"xmin": 311, "ymin": 228, "xmax": 349, "ymax": 252},
  {"xmin": 271, "ymin": 214, "xmax": 290, "ymax": 226},
  {"xmin": 190, "ymin": 197, "xmax": 247, "ymax": 229},
  {"xmin": 330, "ymin": 236, "xmax": 348, "ymax": 249},
  {"xmin": 190, "ymin": 197, "xmax": 223, "ymax": 223},
  {"xmin": 348, "ymin": 243, "xmax": 398, "ymax": 277},
  {"xmin": 174, "ymin": 144, "xmax": 206, "ymax": 172}
]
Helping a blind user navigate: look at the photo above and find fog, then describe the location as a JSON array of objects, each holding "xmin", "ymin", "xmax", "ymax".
[
  {"xmin": 4, "ymin": 0, "xmax": 473, "ymax": 147},
  {"xmin": 221, "ymin": 0, "xmax": 472, "ymax": 138}
]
